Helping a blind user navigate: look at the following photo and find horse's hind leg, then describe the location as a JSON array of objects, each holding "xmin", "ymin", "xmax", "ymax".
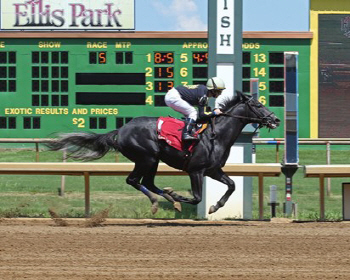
[
  {"xmin": 141, "ymin": 163, "xmax": 182, "ymax": 212},
  {"xmin": 126, "ymin": 162, "xmax": 159, "ymax": 214}
]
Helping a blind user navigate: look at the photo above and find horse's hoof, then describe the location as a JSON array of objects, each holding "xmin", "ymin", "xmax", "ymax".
[
  {"xmin": 208, "ymin": 205, "xmax": 217, "ymax": 214},
  {"xmin": 151, "ymin": 203, "xmax": 158, "ymax": 215},
  {"xmin": 163, "ymin": 187, "xmax": 173, "ymax": 194},
  {"xmin": 173, "ymin": 202, "xmax": 182, "ymax": 212}
]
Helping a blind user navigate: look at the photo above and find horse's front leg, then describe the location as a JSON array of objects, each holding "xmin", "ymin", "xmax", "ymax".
[
  {"xmin": 207, "ymin": 168, "xmax": 235, "ymax": 214},
  {"xmin": 164, "ymin": 171, "xmax": 204, "ymax": 205}
]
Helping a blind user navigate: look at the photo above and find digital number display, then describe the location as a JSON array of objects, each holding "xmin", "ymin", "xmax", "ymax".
[
  {"xmin": 89, "ymin": 52, "xmax": 106, "ymax": 64},
  {"xmin": 154, "ymin": 67, "xmax": 174, "ymax": 78},
  {"xmin": 98, "ymin": 52, "xmax": 106, "ymax": 64},
  {"xmin": 154, "ymin": 52, "xmax": 174, "ymax": 64},
  {"xmin": 192, "ymin": 52, "xmax": 208, "ymax": 64},
  {"xmin": 154, "ymin": 80, "xmax": 174, "ymax": 92}
]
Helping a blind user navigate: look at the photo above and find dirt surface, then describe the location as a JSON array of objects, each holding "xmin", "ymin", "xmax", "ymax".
[{"xmin": 1, "ymin": 218, "xmax": 350, "ymax": 279}]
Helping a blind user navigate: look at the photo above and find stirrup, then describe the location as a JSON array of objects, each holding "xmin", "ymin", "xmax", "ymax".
[{"xmin": 182, "ymin": 133, "xmax": 197, "ymax": 141}]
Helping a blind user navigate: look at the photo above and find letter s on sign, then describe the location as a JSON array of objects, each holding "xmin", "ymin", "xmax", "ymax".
[{"xmin": 221, "ymin": 16, "xmax": 230, "ymax": 28}]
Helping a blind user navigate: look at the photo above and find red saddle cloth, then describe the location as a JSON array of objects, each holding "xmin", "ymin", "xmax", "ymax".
[{"xmin": 157, "ymin": 117, "xmax": 206, "ymax": 152}]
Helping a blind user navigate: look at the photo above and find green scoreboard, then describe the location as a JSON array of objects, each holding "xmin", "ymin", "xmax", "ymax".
[
  {"xmin": 0, "ymin": 33, "xmax": 310, "ymax": 139},
  {"xmin": 242, "ymin": 38, "xmax": 310, "ymax": 138}
]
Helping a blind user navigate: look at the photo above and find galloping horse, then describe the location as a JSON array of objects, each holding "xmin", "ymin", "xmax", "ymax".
[{"xmin": 47, "ymin": 91, "xmax": 280, "ymax": 214}]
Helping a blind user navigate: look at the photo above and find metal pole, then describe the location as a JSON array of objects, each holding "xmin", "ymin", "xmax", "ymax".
[
  {"xmin": 251, "ymin": 78, "xmax": 259, "ymax": 164},
  {"xmin": 84, "ymin": 172, "xmax": 90, "ymax": 218},
  {"xmin": 320, "ymin": 174, "xmax": 325, "ymax": 221},
  {"xmin": 35, "ymin": 143, "xmax": 39, "ymax": 162},
  {"xmin": 268, "ymin": 185, "xmax": 279, "ymax": 218},
  {"xmin": 60, "ymin": 150, "xmax": 66, "ymax": 197},
  {"xmin": 326, "ymin": 142, "xmax": 331, "ymax": 196},
  {"xmin": 252, "ymin": 144, "xmax": 256, "ymax": 163},
  {"xmin": 283, "ymin": 52, "xmax": 299, "ymax": 216},
  {"xmin": 259, "ymin": 173, "xmax": 264, "ymax": 220},
  {"xmin": 282, "ymin": 165, "xmax": 298, "ymax": 216}
]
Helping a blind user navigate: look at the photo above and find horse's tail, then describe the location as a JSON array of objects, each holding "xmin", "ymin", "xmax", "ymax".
[{"xmin": 46, "ymin": 130, "xmax": 119, "ymax": 161}]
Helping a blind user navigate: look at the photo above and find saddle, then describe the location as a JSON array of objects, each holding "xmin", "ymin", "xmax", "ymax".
[{"xmin": 157, "ymin": 117, "xmax": 208, "ymax": 152}]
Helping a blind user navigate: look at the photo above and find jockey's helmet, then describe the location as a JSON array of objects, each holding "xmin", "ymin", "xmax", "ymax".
[{"xmin": 206, "ymin": 77, "xmax": 226, "ymax": 91}]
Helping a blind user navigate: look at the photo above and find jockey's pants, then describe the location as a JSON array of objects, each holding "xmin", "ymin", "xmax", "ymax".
[{"xmin": 164, "ymin": 88, "xmax": 198, "ymax": 120}]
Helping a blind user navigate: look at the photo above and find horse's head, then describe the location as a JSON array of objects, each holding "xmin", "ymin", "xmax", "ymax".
[{"xmin": 225, "ymin": 91, "xmax": 280, "ymax": 129}]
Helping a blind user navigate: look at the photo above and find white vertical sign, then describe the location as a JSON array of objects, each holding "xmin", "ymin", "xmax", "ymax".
[
  {"xmin": 217, "ymin": 63, "xmax": 234, "ymax": 98},
  {"xmin": 217, "ymin": 0, "xmax": 234, "ymax": 54},
  {"xmin": 201, "ymin": 0, "xmax": 249, "ymax": 220}
]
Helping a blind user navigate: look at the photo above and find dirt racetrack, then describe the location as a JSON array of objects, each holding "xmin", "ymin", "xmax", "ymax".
[{"xmin": 1, "ymin": 218, "xmax": 350, "ymax": 280}]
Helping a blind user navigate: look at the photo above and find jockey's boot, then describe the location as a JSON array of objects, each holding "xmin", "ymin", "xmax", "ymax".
[{"xmin": 182, "ymin": 118, "xmax": 197, "ymax": 141}]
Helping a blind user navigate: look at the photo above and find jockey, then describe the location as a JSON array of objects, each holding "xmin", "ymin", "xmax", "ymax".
[
  {"xmin": 164, "ymin": 77, "xmax": 226, "ymax": 141},
  {"xmin": 214, "ymin": 86, "xmax": 235, "ymax": 111}
]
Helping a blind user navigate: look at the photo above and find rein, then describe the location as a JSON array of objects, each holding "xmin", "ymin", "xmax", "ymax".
[
  {"xmin": 221, "ymin": 97, "xmax": 273, "ymax": 125},
  {"xmin": 220, "ymin": 112, "xmax": 262, "ymax": 123},
  {"xmin": 216, "ymin": 113, "xmax": 263, "ymax": 135},
  {"xmin": 211, "ymin": 98, "xmax": 274, "ymax": 137}
]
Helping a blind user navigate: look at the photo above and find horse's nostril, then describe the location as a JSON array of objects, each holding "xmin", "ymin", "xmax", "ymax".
[{"xmin": 276, "ymin": 118, "xmax": 281, "ymax": 123}]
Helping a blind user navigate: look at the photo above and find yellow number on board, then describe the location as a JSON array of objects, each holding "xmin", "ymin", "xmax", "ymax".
[
  {"xmin": 146, "ymin": 53, "xmax": 152, "ymax": 63},
  {"xmin": 180, "ymin": 53, "xmax": 188, "ymax": 62},
  {"xmin": 180, "ymin": 68, "xmax": 188, "ymax": 77},
  {"xmin": 145, "ymin": 67, "xmax": 152, "ymax": 77},
  {"xmin": 146, "ymin": 81, "xmax": 153, "ymax": 90},
  {"xmin": 145, "ymin": 96, "xmax": 153, "ymax": 105},
  {"xmin": 254, "ymin": 53, "xmax": 266, "ymax": 63},
  {"xmin": 253, "ymin": 67, "xmax": 266, "ymax": 77},
  {"xmin": 72, "ymin": 118, "xmax": 85, "ymax": 128},
  {"xmin": 259, "ymin": 82, "xmax": 266, "ymax": 91},
  {"xmin": 259, "ymin": 96, "xmax": 266, "ymax": 105}
]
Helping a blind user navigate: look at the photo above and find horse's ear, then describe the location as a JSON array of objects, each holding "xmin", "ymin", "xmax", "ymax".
[{"xmin": 235, "ymin": 90, "xmax": 247, "ymax": 101}]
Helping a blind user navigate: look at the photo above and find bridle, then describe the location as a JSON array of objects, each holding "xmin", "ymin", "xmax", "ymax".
[
  {"xmin": 209, "ymin": 96, "xmax": 276, "ymax": 139},
  {"xmin": 221, "ymin": 97, "xmax": 275, "ymax": 128}
]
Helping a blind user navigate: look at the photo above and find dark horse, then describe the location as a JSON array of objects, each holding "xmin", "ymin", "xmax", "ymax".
[{"xmin": 47, "ymin": 91, "xmax": 280, "ymax": 214}]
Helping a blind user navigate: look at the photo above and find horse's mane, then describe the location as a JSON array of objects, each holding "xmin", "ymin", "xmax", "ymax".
[{"xmin": 220, "ymin": 94, "xmax": 242, "ymax": 113}]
